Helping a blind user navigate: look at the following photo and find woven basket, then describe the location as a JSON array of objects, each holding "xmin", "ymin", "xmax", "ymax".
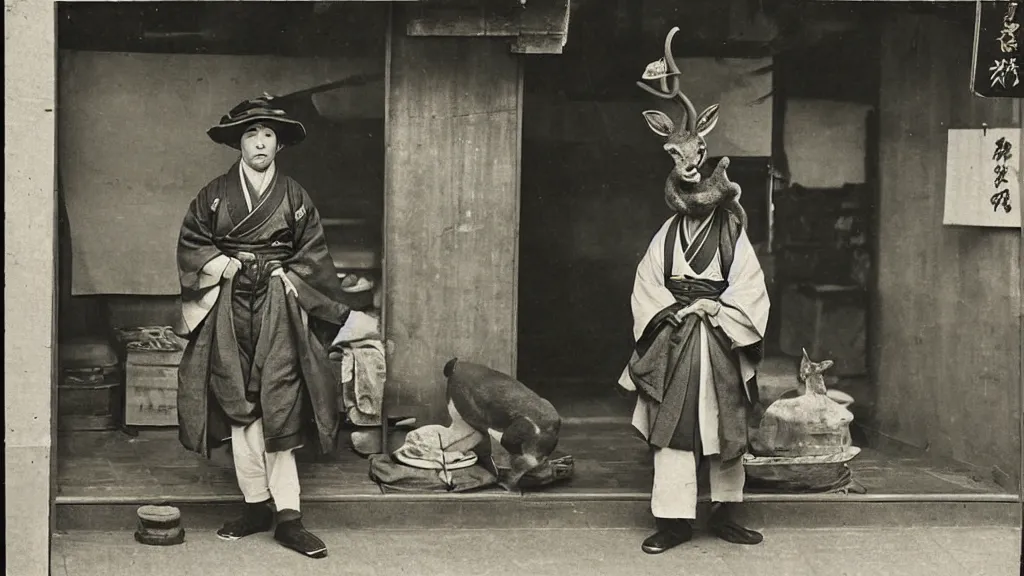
[{"xmin": 743, "ymin": 447, "xmax": 862, "ymax": 493}]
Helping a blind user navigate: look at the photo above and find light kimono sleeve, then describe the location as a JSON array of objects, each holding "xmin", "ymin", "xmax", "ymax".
[
  {"xmin": 714, "ymin": 227, "xmax": 769, "ymax": 344},
  {"xmin": 710, "ymin": 226, "xmax": 770, "ymax": 382},
  {"xmin": 176, "ymin": 187, "xmax": 231, "ymax": 335},
  {"xmin": 617, "ymin": 217, "xmax": 680, "ymax": 391}
]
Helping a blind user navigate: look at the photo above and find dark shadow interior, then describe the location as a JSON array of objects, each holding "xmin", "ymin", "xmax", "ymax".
[{"xmin": 516, "ymin": 0, "xmax": 880, "ymax": 428}]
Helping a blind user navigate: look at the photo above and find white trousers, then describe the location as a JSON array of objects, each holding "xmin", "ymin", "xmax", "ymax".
[
  {"xmin": 231, "ymin": 419, "xmax": 301, "ymax": 512},
  {"xmin": 651, "ymin": 448, "xmax": 745, "ymax": 519},
  {"xmin": 638, "ymin": 323, "xmax": 746, "ymax": 519}
]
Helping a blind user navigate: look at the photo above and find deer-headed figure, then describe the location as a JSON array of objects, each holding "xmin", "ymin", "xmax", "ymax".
[{"xmin": 637, "ymin": 27, "xmax": 747, "ymax": 230}]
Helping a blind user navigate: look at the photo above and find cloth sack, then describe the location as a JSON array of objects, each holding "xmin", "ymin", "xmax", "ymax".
[{"xmin": 368, "ymin": 454, "xmax": 497, "ymax": 493}]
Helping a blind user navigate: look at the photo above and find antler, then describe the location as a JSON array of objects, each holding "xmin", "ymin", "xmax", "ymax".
[{"xmin": 636, "ymin": 27, "xmax": 698, "ymax": 132}]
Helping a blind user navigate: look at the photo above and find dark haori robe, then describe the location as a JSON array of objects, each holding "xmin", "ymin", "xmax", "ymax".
[
  {"xmin": 176, "ymin": 161, "xmax": 351, "ymax": 458},
  {"xmin": 619, "ymin": 208, "xmax": 770, "ymax": 464}
]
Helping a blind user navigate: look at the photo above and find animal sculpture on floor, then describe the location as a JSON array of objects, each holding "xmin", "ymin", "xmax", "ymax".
[{"xmin": 750, "ymin": 348, "xmax": 854, "ymax": 458}]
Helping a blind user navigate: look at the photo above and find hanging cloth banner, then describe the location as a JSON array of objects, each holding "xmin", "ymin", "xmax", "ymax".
[
  {"xmin": 943, "ymin": 127, "xmax": 1021, "ymax": 228},
  {"xmin": 972, "ymin": 0, "xmax": 1024, "ymax": 98}
]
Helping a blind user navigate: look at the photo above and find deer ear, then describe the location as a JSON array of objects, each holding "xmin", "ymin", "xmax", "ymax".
[
  {"xmin": 642, "ymin": 110, "xmax": 675, "ymax": 137},
  {"xmin": 696, "ymin": 104, "xmax": 720, "ymax": 137},
  {"xmin": 820, "ymin": 360, "xmax": 834, "ymax": 371}
]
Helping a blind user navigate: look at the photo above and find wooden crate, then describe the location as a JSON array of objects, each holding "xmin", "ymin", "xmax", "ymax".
[{"xmin": 125, "ymin": 349, "xmax": 184, "ymax": 427}]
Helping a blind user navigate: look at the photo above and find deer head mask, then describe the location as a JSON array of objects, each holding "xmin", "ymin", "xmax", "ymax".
[{"xmin": 638, "ymin": 27, "xmax": 745, "ymax": 227}]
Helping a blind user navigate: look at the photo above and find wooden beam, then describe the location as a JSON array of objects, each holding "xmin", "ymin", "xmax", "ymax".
[
  {"xmin": 511, "ymin": 34, "xmax": 567, "ymax": 54},
  {"xmin": 407, "ymin": 8, "xmax": 516, "ymax": 37},
  {"xmin": 406, "ymin": 0, "xmax": 571, "ymax": 54}
]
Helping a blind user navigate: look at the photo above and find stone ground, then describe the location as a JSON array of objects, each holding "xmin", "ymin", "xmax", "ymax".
[{"xmin": 52, "ymin": 526, "xmax": 1021, "ymax": 576}]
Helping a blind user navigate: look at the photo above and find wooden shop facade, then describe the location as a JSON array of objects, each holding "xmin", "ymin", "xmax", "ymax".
[
  {"xmin": 52, "ymin": 0, "xmax": 574, "ymax": 430},
  {"xmin": 8, "ymin": 1, "xmax": 1024, "ymax": 572}
]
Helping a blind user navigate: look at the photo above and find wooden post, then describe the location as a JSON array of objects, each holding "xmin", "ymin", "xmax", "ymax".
[
  {"xmin": 5, "ymin": 1, "xmax": 57, "ymax": 573},
  {"xmin": 1018, "ymin": 97, "xmax": 1024, "ymax": 500},
  {"xmin": 383, "ymin": 10, "xmax": 524, "ymax": 425}
]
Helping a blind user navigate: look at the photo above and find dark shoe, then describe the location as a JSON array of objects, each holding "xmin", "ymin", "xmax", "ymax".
[
  {"xmin": 641, "ymin": 518, "xmax": 693, "ymax": 554},
  {"xmin": 274, "ymin": 512, "xmax": 328, "ymax": 559},
  {"xmin": 216, "ymin": 500, "xmax": 274, "ymax": 541},
  {"xmin": 708, "ymin": 505, "xmax": 763, "ymax": 545}
]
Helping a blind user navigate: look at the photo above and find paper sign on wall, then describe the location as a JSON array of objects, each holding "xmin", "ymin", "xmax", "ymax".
[{"xmin": 943, "ymin": 128, "xmax": 1021, "ymax": 228}]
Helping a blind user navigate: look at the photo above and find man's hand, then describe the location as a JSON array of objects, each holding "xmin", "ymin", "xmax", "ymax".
[
  {"xmin": 272, "ymin": 268, "xmax": 298, "ymax": 297},
  {"xmin": 222, "ymin": 257, "xmax": 242, "ymax": 280},
  {"xmin": 675, "ymin": 298, "xmax": 721, "ymax": 321}
]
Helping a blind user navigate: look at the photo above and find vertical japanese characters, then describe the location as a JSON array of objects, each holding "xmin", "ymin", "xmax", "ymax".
[
  {"xmin": 991, "ymin": 136, "xmax": 1013, "ymax": 214},
  {"xmin": 990, "ymin": 2, "xmax": 1021, "ymax": 89}
]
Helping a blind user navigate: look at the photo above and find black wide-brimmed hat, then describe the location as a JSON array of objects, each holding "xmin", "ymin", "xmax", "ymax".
[{"xmin": 207, "ymin": 96, "xmax": 307, "ymax": 149}]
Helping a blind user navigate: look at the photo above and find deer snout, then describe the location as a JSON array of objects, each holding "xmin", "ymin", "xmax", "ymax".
[
  {"xmin": 665, "ymin": 144, "xmax": 705, "ymax": 184},
  {"xmin": 679, "ymin": 166, "xmax": 701, "ymax": 184}
]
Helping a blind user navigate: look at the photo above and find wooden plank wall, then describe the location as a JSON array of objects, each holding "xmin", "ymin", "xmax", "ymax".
[
  {"xmin": 875, "ymin": 11, "xmax": 1022, "ymax": 490},
  {"xmin": 384, "ymin": 16, "xmax": 523, "ymax": 424}
]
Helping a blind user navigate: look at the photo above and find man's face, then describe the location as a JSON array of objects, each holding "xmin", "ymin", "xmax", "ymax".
[{"xmin": 239, "ymin": 123, "xmax": 282, "ymax": 172}]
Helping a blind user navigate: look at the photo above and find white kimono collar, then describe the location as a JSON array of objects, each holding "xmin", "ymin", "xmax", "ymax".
[{"xmin": 238, "ymin": 160, "xmax": 277, "ymax": 213}]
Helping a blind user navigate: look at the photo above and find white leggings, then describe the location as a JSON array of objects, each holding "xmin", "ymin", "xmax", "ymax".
[
  {"xmin": 231, "ymin": 419, "xmax": 301, "ymax": 512},
  {"xmin": 651, "ymin": 448, "xmax": 745, "ymax": 519}
]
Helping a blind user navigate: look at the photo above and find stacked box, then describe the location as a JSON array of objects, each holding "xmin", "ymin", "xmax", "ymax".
[
  {"xmin": 118, "ymin": 327, "xmax": 187, "ymax": 427},
  {"xmin": 57, "ymin": 337, "xmax": 123, "ymax": 431}
]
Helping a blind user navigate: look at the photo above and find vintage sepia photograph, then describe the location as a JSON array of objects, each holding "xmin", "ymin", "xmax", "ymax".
[{"xmin": 5, "ymin": 0, "xmax": 1024, "ymax": 574}]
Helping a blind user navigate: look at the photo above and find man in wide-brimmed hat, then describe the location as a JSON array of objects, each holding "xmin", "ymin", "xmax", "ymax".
[{"xmin": 176, "ymin": 96, "xmax": 352, "ymax": 559}]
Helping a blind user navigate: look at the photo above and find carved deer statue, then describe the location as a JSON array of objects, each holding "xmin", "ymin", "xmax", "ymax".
[
  {"xmin": 637, "ymin": 27, "xmax": 747, "ymax": 230},
  {"xmin": 749, "ymin": 348, "xmax": 855, "ymax": 458}
]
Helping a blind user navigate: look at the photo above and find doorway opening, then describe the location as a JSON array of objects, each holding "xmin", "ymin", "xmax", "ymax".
[{"xmin": 517, "ymin": 1, "xmax": 774, "ymax": 422}]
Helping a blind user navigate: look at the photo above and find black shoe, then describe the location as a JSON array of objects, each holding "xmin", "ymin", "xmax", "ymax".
[
  {"xmin": 216, "ymin": 500, "xmax": 274, "ymax": 541},
  {"xmin": 641, "ymin": 519, "xmax": 693, "ymax": 554},
  {"xmin": 274, "ymin": 512, "xmax": 328, "ymax": 559},
  {"xmin": 708, "ymin": 505, "xmax": 763, "ymax": 545}
]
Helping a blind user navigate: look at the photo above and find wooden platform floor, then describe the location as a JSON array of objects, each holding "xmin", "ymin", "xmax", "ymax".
[{"xmin": 57, "ymin": 420, "xmax": 1011, "ymax": 504}]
